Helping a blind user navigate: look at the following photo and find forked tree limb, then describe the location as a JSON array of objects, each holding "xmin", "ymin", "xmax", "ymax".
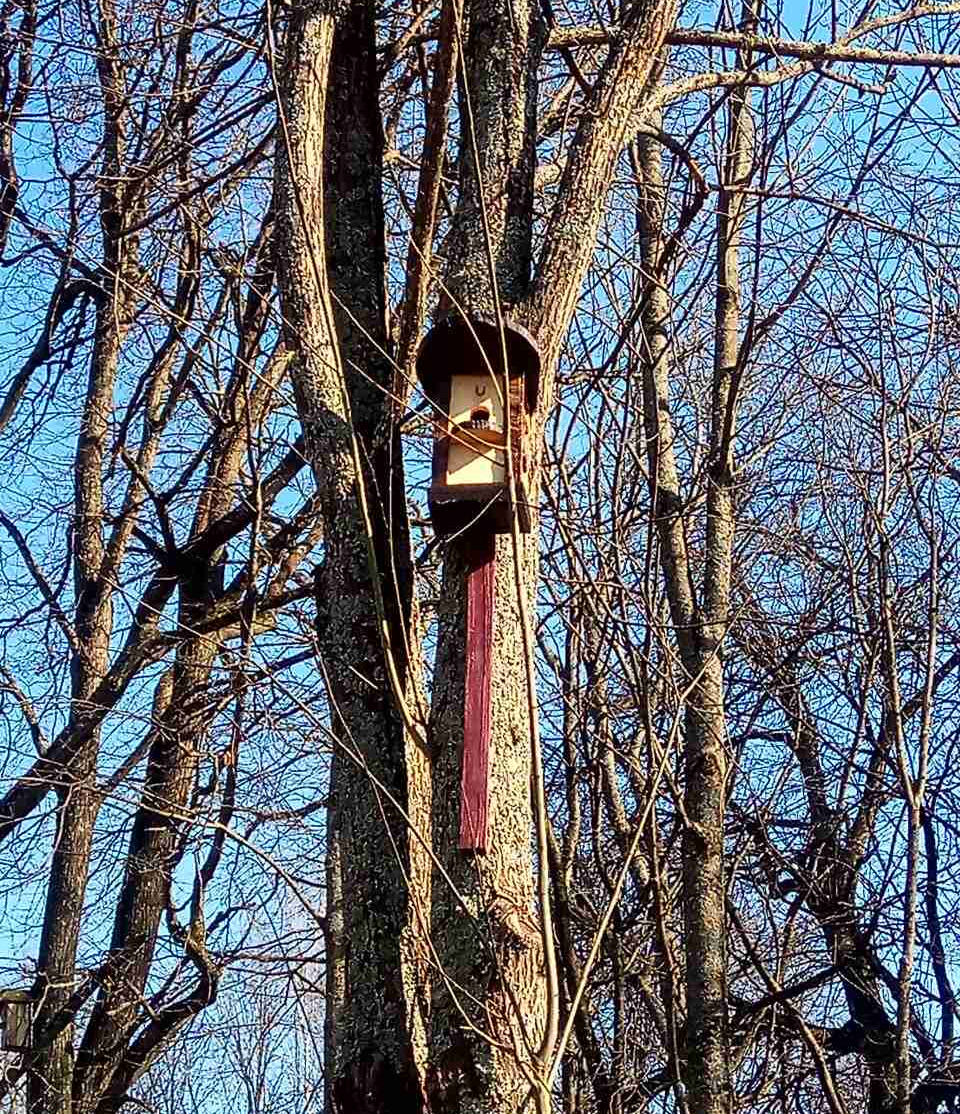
[{"xmin": 550, "ymin": 2, "xmax": 960, "ymax": 68}]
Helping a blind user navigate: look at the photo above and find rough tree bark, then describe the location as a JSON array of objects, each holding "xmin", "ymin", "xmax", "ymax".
[
  {"xmin": 6, "ymin": 1, "xmax": 960, "ymax": 1111},
  {"xmin": 273, "ymin": 0, "xmax": 745, "ymax": 1111},
  {"xmin": 274, "ymin": 2, "xmax": 426, "ymax": 1110},
  {"xmin": 423, "ymin": 1, "xmax": 549, "ymax": 1110},
  {"xmin": 426, "ymin": 0, "xmax": 685, "ymax": 1108}
]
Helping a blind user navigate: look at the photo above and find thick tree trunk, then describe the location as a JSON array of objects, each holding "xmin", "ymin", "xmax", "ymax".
[
  {"xmin": 426, "ymin": 540, "xmax": 547, "ymax": 1113},
  {"xmin": 277, "ymin": 1, "xmax": 699, "ymax": 1110},
  {"xmin": 423, "ymin": 3, "xmax": 552, "ymax": 1111},
  {"xmin": 274, "ymin": 3, "xmax": 425, "ymax": 1110}
]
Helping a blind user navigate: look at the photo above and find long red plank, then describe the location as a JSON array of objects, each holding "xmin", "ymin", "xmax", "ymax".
[{"xmin": 459, "ymin": 535, "xmax": 496, "ymax": 853}]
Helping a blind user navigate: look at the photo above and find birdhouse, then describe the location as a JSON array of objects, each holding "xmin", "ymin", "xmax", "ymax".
[
  {"xmin": 0, "ymin": 989, "xmax": 33, "ymax": 1051},
  {"xmin": 416, "ymin": 314, "xmax": 540, "ymax": 537}
]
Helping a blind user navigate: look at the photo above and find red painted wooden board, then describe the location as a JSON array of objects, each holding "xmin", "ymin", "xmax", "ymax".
[{"xmin": 459, "ymin": 534, "xmax": 496, "ymax": 853}]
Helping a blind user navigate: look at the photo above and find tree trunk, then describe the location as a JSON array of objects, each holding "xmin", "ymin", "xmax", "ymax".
[
  {"xmin": 274, "ymin": 2, "xmax": 425, "ymax": 1109},
  {"xmin": 634, "ymin": 69, "xmax": 753, "ymax": 1109},
  {"xmin": 423, "ymin": 3, "xmax": 551, "ymax": 1110},
  {"xmin": 72, "ymin": 286, "xmax": 279, "ymax": 1111},
  {"xmin": 28, "ymin": 21, "xmax": 136, "ymax": 1094}
]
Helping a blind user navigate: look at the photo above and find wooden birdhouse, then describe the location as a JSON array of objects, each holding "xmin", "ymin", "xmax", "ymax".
[
  {"xmin": 416, "ymin": 313, "xmax": 541, "ymax": 855},
  {"xmin": 0, "ymin": 989, "xmax": 33, "ymax": 1051},
  {"xmin": 416, "ymin": 314, "xmax": 540, "ymax": 538}
]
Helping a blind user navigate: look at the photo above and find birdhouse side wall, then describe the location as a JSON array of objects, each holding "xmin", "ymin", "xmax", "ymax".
[
  {"xmin": 430, "ymin": 378, "xmax": 452, "ymax": 487},
  {"xmin": 508, "ymin": 374, "xmax": 525, "ymax": 486}
]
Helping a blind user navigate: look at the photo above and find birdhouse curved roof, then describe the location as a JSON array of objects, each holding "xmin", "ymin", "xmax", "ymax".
[{"xmin": 416, "ymin": 313, "xmax": 540, "ymax": 411}]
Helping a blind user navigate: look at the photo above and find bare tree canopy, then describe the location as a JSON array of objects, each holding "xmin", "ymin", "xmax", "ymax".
[{"xmin": 0, "ymin": 0, "xmax": 959, "ymax": 1112}]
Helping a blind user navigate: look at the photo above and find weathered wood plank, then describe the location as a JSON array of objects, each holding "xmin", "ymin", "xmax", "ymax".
[{"xmin": 459, "ymin": 533, "xmax": 496, "ymax": 852}]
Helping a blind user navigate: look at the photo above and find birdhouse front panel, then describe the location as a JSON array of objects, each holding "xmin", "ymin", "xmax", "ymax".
[
  {"xmin": 445, "ymin": 373, "xmax": 507, "ymax": 487},
  {"xmin": 449, "ymin": 372, "xmax": 506, "ymax": 432}
]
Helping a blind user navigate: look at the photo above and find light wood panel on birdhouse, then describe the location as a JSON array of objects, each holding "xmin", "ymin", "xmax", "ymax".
[{"xmin": 446, "ymin": 372, "xmax": 507, "ymax": 487}]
